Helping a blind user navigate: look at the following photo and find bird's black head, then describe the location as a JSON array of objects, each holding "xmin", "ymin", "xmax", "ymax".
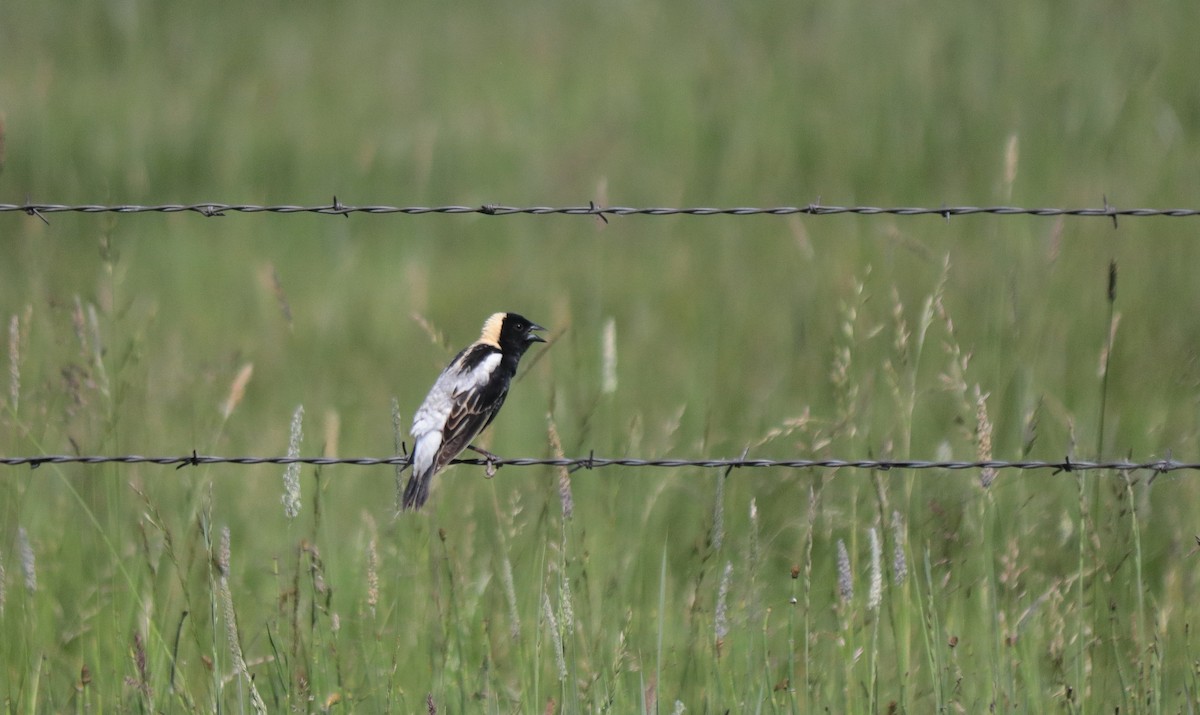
[{"xmin": 481, "ymin": 312, "xmax": 546, "ymax": 357}]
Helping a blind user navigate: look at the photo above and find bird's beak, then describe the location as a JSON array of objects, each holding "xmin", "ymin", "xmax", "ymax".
[{"xmin": 527, "ymin": 323, "xmax": 547, "ymax": 343}]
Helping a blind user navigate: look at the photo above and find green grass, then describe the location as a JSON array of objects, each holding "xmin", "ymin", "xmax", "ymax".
[{"xmin": 3, "ymin": 0, "xmax": 1200, "ymax": 711}]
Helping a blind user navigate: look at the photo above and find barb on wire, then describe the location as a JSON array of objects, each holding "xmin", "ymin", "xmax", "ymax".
[
  {"xmin": 3, "ymin": 200, "xmax": 1200, "ymax": 221},
  {"xmin": 0, "ymin": 453, "xmax": 1194, "ymax": 476},
  {"xmin": 22, "ymin": 193, "xmax": 49, "ymax": 225}
]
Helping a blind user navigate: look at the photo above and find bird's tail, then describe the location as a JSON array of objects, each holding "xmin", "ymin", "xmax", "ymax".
[{"xmin": 400, "ymin": 469, "xmax": 431, "ymax": 510}]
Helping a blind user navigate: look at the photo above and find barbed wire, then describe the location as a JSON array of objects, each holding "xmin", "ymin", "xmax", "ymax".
[
  {"xmin": 0, "ymin": 453, "xmax": 1191, "ymax": 476},
  {"xmin": 4, "ymin": 198, "xmax": 1199, "ymax": 224}
]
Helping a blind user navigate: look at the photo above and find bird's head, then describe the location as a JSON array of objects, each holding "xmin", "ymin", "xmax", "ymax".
[{"xmin": 481, "ymin": 312, "xmax": 546, "ymax": 356}]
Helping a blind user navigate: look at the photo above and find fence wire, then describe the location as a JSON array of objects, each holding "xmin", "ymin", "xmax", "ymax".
[
  {"xmin": 0, "ymin": 453, "xmax": 1192, "ymax": 476},
  {"xmin": 4, "ymin": 200, "xmax": 1199, "ymax": 223}
]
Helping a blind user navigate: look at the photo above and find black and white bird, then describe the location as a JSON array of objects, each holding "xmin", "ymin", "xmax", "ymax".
[{"xmin": 401, "ymin": 312, "xmax": 546, "ymax": 510}]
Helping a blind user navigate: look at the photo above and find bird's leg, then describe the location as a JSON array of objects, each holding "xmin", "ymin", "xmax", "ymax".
[
  {"xmin": 468, "ymin": 444, "xmax": 500, "ymax": 478},
  {"xmin": 398, "ymin": 440, "xmax": 413, "ymax": 473}
]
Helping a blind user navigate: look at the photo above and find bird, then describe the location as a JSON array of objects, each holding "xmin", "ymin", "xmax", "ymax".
[{"xmin": 401, "ymin": 312, "xmax": 547, "ymax": 510}]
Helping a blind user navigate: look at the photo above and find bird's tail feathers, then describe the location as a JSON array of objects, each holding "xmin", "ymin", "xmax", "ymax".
[{"xmin": 400, "ymin": 469, "xmax": 431, "ymax": 510}]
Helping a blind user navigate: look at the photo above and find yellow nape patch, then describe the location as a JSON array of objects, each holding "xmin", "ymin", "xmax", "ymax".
[{"xmin": 478, "ymin": 312, "xmax": 506, "ymax": 347}]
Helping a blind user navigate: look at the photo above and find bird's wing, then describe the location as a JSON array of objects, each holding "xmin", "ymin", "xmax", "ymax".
[
  {"xmin": 433, "ymin": 384, "xmax": 506, "ymax": 473},
  {"xmin": 423, "ymin": 349, "xmax": 505, "ymax": 475}
]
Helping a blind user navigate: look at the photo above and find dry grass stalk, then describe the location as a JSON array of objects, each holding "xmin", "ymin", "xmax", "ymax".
[
  {"xmin": 220, "ymin": 363, "xmax": 254, "ymax": 420},
  {"xmin": 1097, "ymin": 313, "xmax": 1121, "ymax": 378},
  {"xmin": 1021, "ymin": 398, "xmax": 1042, "ymax": 458},
  {"xmin": 974, "ymin": 386, "xmax": 997, "ymax": 488},
  {"xmin": 217, "ymin": 527, "xmax": 267, "ymax": 714},
  {"xmin": 323, "ymin": 408, "xmax": 340, "ymax": 458},
  {"xmin": 131, "ymin": 629, "xmax": 152, "ymax": 701},
  {"xmin": 832, "ymin": 275, "xmax": 869, "ymax": 438},
  {"xmin": 547, "ymin": 413, "xmax": 574, "ymax": 520},
  {"xmin": 255, "ymin": 262, "xmax": 292, "ymax": 327},
  {"xmin": 1003, "ymin": 134, "xmax": 1020, "ymax": 201},
  {"xmin": 305, "ymin": 541, "xmax": 329, "ymax": 600},
  {"xmin": 890, "ymin": 285, "xmax": 910, "ymax": 362},
  {"xmin": 85, "ymin": 303, "xmax": 110, "ymax": 397},
  {"xmin": 410, "ymin": 312, "xmax": 446, "ymax": 351},
  {"xmin": 935, "ymin": 299, "xmax": 971, "ymax": 401},
  {"xmin": 751, "ymin": 409, "xmax": 812, "ymax": 450},
  {"xmin": 803, "ymin": 485, "xmax": 817, "ymax": 599},
  {"xmin": 998, "ymin": 537, "xmax": 1025, "ymax": 592}
]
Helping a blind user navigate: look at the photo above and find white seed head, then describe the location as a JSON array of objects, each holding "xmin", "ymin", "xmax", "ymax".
[
  {"xmin": 282, "ymin": 405, "xmax": 304, "ymax": 518},
  {"xmin": 867, "ymin": 528, "xmax": 883, "ymax": 611},
  {"xmin": 892, "ymin": 511, "xmax": 908, "ymax": 586},
  {"xmin": 8, "ymin": 314, "xmax": 19, "ymax": 413},
  {"xmin": 601, "ymin": 317, "xmax": 618, "ymax": 394},
  {"xmin": 836, "ymin": 539, "xmax": 853, "ymax": 603},
  {"xmin": 715, "ymin": 561, "xmax": 733, "ymax": 641},
  {"xmin": 17, "ymin": 526, "xmax": 35, "ymax": 593}
]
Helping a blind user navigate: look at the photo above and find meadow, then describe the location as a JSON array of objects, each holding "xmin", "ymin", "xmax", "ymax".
[{"xmin": 2, "ymin": 0, "xmax": 1200, "ymax": 711}]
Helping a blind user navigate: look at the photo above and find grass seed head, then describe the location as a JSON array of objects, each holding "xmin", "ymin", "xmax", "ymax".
[
  {"xmin": 7, "ymin": 314, "xmax": 18, "ymax": 413},
  {"xmin": 366, "ymin": 538, "xmax": 379, "ymax": 616},
  {"xmin": 974, "ymin": 386, "xmax": 996, "ymax": 488},
  {"xmin": 547, "ymin": 413, "xmax": 574, "ymax": 520},
  {"xmin": 715, "ymin": 561, "xmax": 733, "ymax": 644},
  {"xmin": 220, "ymin": 363, "xmax": 254, "ymax": 420},
  {"xmin": 17, "ymin": 526, "xmax": 36, "ymax": 593},
  {"xmin": 601, "ymin": 317, "xmax": 618, "ymax": 394},
  {"xmin": 868, "ymin": 528, "xmax": 882, "ymax": 611},
  {"xmin": 282, "ymin": 404, "xmax": 304, "ymax": 519},
  {"xmin": 836, "ymin": 539, "xmax": 853, "ymax": 604},
  {"xmin": 891, "ymin": 511, "xmax": 907, "ymax": 586}
]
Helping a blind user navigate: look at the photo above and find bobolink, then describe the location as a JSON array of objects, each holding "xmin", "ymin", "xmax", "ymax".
[{"xmin": 401, "ymin": 312, "xmax": 546, "ymax": 510}]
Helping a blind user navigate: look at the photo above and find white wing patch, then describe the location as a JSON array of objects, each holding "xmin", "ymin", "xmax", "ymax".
[
  {"xmin": 410, "ymin": 351, "xmax": 502, "ymax": 477},
  {"xmin": 461, "ymin": 351, "xmax": 503, "ymax": 389}
]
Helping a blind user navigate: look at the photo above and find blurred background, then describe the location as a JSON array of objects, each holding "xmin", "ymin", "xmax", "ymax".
[{"xmin": 2, "ymin": 0, "xmax": 1199, "ymax": 711}]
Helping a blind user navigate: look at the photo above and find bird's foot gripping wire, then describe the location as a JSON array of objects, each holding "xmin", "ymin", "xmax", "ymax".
[{"xmin": 468, "ymin": 445, "xmax": 500, "ymax": 478}]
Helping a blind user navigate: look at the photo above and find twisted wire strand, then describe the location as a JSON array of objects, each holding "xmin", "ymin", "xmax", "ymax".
[
  {"xmin": 4, "ymin": 201, "xmax": 1199, "ymax": 220},
  {"xmin": 0, "ymin": 453, "xmax": 1191, "ymax": 475}
]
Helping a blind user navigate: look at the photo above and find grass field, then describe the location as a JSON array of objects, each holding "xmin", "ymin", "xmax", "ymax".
[{"xmin": 3, "ymin": 0, "xmax": 1200, "ymax": 711}]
